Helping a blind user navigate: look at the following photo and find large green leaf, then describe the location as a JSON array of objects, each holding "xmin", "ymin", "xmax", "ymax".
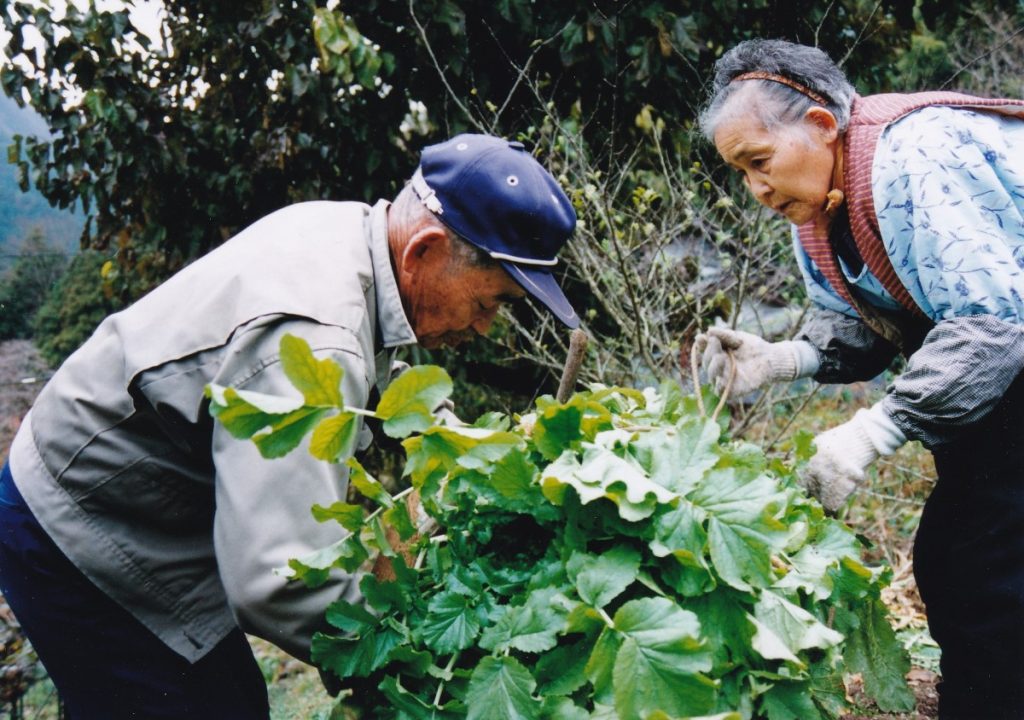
[
  {"xmin": 419, "ymin": 590, "xmax": 482, "ymax": 654},
  {"xmin": 691, "ymin": 468, "xmax": 790, "ymax": 591},
  {"xmin": 773, "ymin": 521, "xmax": 860, "ymax": 600},
  {"xmin": 310, "ymin": 501, "xmax": 364, "ymax": 532},
  {"xmin": 206, "ymin": 384, "xmax": 303, "ymax": 439},
  {"xmin": 753, "ymin": 590, "xmax": 844, "ymax": 657},
  {"xmin": 686, "ymin": 592, "xmax": 756, "ymax": 674},
  {"xmin": 759, "ymin": 682, "xmax": 825, "ymax": 720},
  {"xmin": 346, "ymin": 457, "xmax": 394, "ymax": 508},
  {"xmin": 279, "ymin": 333, "xmax": 344, "ymax": 407},
  {"xmin": 584, "ymin": 627, "xmax": 623, "ymax": 706},
  {"xmin": 842, "ymin": 596, "xmax": 914, "ymax": 712},
  {"xmin": 532, "ymin": 401, "xmax": 583, "ymax": 461},
  {"xmin": 252, "ymin": 406, "xmax": 328, "ymax": 458},
  {"xmin": 567, "ymin": 545, "xmax": 641, "ymax": 609},
  {"xmin": 535, "ymin": 638, "xmax": 592, "ymax": 697},
  {"xmin": 630, "ymin": 417, "xmax": 720, "ymax": 494},
  {"xmin": 312, "ymin": 623, "xmax": 403, "ymax": 679},
  {"xmin": 403, "ymin": 426, "xmax": 493, "ymax": 499},
  {"xmin": 649, "ymin": 499, "xmax": 709, "ymax": 567},
  {"xmin": 541, "ymin": 444, "xmax": 677, "ymax": 521},
  {"xmin": 376, "ymin": 365, "xmax": 453, "ymax": 438},
  {"xmin": 454, "ymin": 447, "xmax": 549, "ymax": 517},
  {"xmin": 478, "ymin": 587, "xmax": 569, "ymax": 654},
  {"xmin": 465, "ymin": 656, "xmax": 542, "ymax": 720},
  {"xmin": 309, "ymin": 411, "xmax": 360, "ymax": 462},
  {"xmin": 283, "ymin": 534, "xmax": 367, "ymax": 587},
  {"xmin": 611, "ymin": 597, "xmax": 717, "ymax": 718}
]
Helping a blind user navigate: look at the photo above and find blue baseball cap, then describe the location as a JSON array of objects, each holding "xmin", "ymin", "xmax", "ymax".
[{"xmin": 412, "ymin": 133, "xmax": 579, "ymax": 328}]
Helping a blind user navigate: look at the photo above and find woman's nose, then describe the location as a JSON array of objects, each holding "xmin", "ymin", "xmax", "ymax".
[{"xmin": 748, "ymin": 174, "xmax": 772, "ymax": 204}]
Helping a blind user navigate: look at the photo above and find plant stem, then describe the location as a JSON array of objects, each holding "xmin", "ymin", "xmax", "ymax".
[{"xmin": 433, "ymin": 652, "xmax": 460, "ymax": 707}]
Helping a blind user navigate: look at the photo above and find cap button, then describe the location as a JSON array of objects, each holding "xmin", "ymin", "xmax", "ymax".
[{"xmin": 508, "ymin": 141, "xmax": 526, "ymax": 150}]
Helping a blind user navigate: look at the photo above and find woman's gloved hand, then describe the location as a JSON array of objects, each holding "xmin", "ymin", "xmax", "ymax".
[
  {"xmin": 696, "ymin": 326, "xmax": 820, "ymax": 396},
  {"xmin": 801, "ymin": 402, "xmax": 907, "ymax": 512}
]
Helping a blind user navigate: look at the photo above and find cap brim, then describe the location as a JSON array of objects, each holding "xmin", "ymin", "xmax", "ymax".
[{"xmin": 501, "ymin": 261, "xmax": 580, "ymax": 329}]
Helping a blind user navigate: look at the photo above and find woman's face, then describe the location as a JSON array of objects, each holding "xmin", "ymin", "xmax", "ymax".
[{"xmin": 714, "ymin": 105, "xmax": 839, "ymax": 226}]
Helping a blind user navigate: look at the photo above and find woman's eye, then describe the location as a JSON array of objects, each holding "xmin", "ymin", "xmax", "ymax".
[{"xmin": 750, "ymin": 158, "xmax": 767, "ymax": 170}]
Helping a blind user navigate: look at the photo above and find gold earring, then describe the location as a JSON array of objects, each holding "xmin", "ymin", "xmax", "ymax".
[{"xmin": 824, "ymin": 189, "xmax": 845, "ymax": 215}]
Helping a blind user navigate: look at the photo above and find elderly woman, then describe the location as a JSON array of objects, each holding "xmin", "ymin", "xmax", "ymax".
[{"xmin": 697, "ymin": 39, "xmax": 1023, "ymax": 718}]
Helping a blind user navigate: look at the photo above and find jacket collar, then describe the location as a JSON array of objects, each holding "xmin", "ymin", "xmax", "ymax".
[{"xmin": 368, "ymin": 199, "xmax": 417, "ymax": 348}]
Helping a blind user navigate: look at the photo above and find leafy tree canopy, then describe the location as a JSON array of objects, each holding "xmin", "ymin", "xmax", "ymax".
[{"xmin": 1, "ymin": 0, "xmax": 923, "ymax": 299}]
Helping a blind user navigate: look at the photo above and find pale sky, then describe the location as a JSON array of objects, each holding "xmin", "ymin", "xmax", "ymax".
[{"xmin": 1, "ymin": 0, "xmax": 165, "ymax": 67}]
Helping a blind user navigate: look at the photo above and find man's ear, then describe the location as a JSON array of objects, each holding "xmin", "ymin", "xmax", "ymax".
[
  {"xmin": 805, "ymin": 106, "xmax": 839, "ymax": 142},
  {"xmin": 402, "ymin": 226, "xmax": 450, "ymax": 271}
]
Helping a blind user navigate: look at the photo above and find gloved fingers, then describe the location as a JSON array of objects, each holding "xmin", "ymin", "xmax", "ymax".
[
  {"xmin": 701, "ymin": 335, "xmax": 726, "ymax": 375},
  {"xmin": 800, "ymin": 454, "xmax": 865, "ymax": 513},
  {"xmin": 705, "ymin": 349, "xmax": 729, "ymax": 387},
  {"xmin": 433, "ymin": 406, "xmax": 465, "ymax": 427},
  {"xmin": 388, "ymin": 359, "xmax": 412, "ymax": 382},
  {"xmin": 706, "ymin": 325, "xmax": 746, "ymax": 350},
  {"xmin": 692, "ymin": 333, "xmax": 709, "ymax": 357}
]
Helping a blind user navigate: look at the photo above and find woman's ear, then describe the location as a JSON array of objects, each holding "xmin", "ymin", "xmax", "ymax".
[{"xmin": 805, "ymin": 106, "xmax": 839, "ymax": 142}]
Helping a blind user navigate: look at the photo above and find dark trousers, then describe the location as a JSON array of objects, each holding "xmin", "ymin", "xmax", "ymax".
[
  {"xmin": 915, "ymin": 375, "xmax": 1024, "ymax": 720},
  {"xmin": 0, "ymin": 462, "xmax": 270, "ymax": 719}
]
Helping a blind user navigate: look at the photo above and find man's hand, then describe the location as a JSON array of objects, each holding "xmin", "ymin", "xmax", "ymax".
[
  {"xmin": 697, "ymin": 326, "xmax": 815, "ymax": 396},
  {"xmin": 801, "ymin": 403, "xmax": 906, "ymax": 512}
]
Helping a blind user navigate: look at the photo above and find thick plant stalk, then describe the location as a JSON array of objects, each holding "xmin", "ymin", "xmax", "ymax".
[
  {"xmin": 556, "ymin": 329, "xmax": 589, "ymax": 403},
  {"xmin": 690, "ymin": 339, "xmax": 736, "ymax": 422}
]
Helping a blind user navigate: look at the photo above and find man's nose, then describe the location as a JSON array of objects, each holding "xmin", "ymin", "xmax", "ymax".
[{"xmin": 471, "ymin": 307, "xmax": 499, "ymax": 335}]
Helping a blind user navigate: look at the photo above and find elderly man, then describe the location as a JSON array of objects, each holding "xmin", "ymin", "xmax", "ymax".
[{"xmin": 0, "ymin": 134, "xmax": 577, "ymax": 718}]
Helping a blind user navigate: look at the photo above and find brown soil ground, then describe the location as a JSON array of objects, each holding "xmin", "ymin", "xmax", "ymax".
[{"xmin": 0, "ymin": 339, "xmax": 50, "ymax": 460}]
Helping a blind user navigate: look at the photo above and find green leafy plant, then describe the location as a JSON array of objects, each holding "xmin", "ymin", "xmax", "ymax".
[{"xmin": 209, "ymin": 335, "xmax": 914, "ymax": 719}]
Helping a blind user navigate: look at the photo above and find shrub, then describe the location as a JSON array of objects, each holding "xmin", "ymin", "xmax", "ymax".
[
  {"xmin": 0, "ymin": 230, "xmax": 68, "ymax": 341},
  {"xmin": 210, "ymin": 336, "xmax": 915, "ymax": 719},
  {"xmin": 33, "ymin": 249, "xmax": 119, "ymax": 366}
]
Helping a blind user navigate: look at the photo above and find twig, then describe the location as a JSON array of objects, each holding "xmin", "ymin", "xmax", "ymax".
[
  {"xmin": 765, "ymin": 385, "xmax": 822, "ymax": 452},
  {"xmin": 407, "ymin": 0, "xmax": 488, "ymax": 133},
  {"xmin": 940, "ymin": 21, "xmax": 1024, "ymax": 90}
]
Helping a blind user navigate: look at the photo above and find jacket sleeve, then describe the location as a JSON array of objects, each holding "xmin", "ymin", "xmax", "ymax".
[
  {"xmin": 209, "ymin": 317, "xmax": 369, "ymax": 663},
  {"xmin": 795, "ymin": 307, "xmax": 899, "ymax": 384},
  {"xmin": 882, "ymin": 315, "xmax": 1024, "ymax": 448}
]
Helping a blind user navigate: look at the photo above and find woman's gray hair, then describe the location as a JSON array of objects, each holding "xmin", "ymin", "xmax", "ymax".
[{"xmin": 698, "ymin": 39, "xmax": 856, "ymax": 141}]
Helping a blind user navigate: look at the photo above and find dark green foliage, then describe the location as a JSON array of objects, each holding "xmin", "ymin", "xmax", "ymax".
[
  {"xmin": 1, "ymin": 0, "xmax": 416, "ymax": 302},
  {"xmin": 0, "ymin": 94, "xmax": 84, "ymax": 258},
  {"xmin": 0, "ymin": 230, "xmax": 68, "ymax": 341},
  {"xmin": 32, "ymin": 250, "xmax": 118, "ymax": 366},
  {"xmin": 210, "ymin": 338, "xmax": 915, "ymax": 718},
  {"xmin": 1, "ymin": 0, "xmax": 924, "ymax": 291}
]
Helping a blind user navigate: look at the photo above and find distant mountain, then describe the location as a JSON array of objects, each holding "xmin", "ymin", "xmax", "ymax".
[{"xmin": 0, "ymin": 92, "xmax": 84, "ymax": 271}]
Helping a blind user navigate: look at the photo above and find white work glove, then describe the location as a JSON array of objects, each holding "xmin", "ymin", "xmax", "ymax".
[
  {"xmin": 697, "ymin": 326, "xmax": 820, "ymax": 396},
  {"xmin": 802, "ymin": 402, "xmax": 907, "ymax": 512}
]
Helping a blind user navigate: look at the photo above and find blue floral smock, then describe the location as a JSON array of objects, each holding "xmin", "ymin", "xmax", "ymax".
[{"xmin": 791, "ymin": 105, "xmax": 1024, "ymax": 446}]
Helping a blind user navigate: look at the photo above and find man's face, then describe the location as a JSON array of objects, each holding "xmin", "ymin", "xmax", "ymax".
[{"xmin": 400, "ymin": 234, "xmax": 526, "ymax": 349}]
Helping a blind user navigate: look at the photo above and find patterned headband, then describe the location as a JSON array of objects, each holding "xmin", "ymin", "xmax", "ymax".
[{"xmin": 731, "ymin": 71, "xmax": 828, "ymax": 106}]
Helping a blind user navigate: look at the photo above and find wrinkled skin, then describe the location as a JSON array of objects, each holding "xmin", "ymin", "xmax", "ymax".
[{"xmin": 714, "ymin": 104, "xmax": 840, "ymax": 228}]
